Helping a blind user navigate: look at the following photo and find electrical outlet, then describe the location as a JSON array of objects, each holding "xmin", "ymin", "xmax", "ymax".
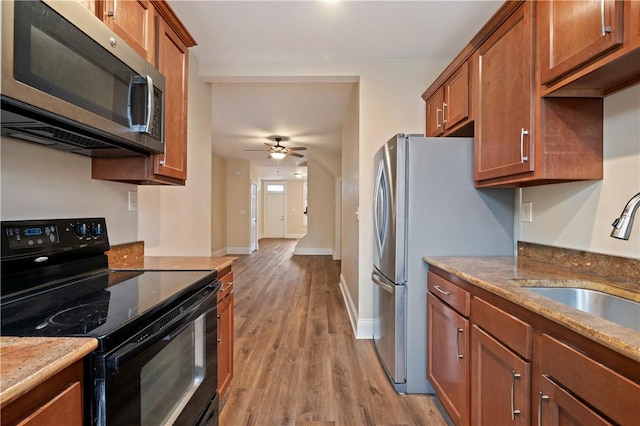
[
  {"xmin": 521, "ymin": 201, "xmax": 532, "ymax": 223},
  {"xmin": 128, "ymin": 191, "xmax": 138, "ymax": 212}
]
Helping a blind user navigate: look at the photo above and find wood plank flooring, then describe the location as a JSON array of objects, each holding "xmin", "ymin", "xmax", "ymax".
[{"xmin": 220, "ymin": 239, "xmax": 446, "ymax": 426}]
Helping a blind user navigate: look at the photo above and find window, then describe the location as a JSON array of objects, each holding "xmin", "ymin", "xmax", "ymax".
[{"xmin": 266, "ymin": 184, "xmax": 284, "ymax": 193}]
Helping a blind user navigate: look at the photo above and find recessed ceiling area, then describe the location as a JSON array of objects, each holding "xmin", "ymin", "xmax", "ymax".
[{"xmin": 168, "ymin": 1, "xmax": 504, "ymax": 179}]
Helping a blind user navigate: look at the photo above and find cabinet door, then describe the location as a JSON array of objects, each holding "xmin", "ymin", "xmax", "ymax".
[
  {"xmin": 217, "ymin": 291, "xmax": 234, "ymax": 399},
  {"xmin": 154, "ymin": 16, "xmax": 189, "ymax": 181},
  {"xmin": 425, "ymin": 89, "xmax": 445, "ymax": 137},
  {"xmin": 16, "ymin": 382, "xmax": 82, "ymax": 426},
  {"xmin": 538, "ymin": 0, "xmax": 623, "ymax": 84},
  {"xmin": 427, "ymin": 294, "xmax": 469, "ymax": 426},
  {"xmin": 101, "ymin": 0, "xmax": 154, "ymax": 60},
  {"xmin": 536, "ymin": 375, "xmax": 612, "ymax": 426},
  {"xmin": 475, "ymin": 2, "xmax": 534, "ymax": 182},
  {"xmin": 471, "ymin": 326, "xmax": 530, "ymax": 426},
  {"xmin": 444, "ymin": 61, "xmax": 469, "ymax": 131}
]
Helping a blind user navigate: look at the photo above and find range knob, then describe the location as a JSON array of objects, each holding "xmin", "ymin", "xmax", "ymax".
[
  {"xmin": 73, "ymin": 223, "xmax": 88, "ymax": 239},
  {"xmin": 89, "ymin": 223, "xmax": 103, "ymax": 239}
]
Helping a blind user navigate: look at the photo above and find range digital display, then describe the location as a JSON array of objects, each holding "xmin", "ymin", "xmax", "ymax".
[{"xmin": 25, "ymin": 228, "xmax": 43, "ymax": 236}]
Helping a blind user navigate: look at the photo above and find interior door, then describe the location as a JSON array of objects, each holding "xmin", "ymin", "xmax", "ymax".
[{"xmin": 266, "ymin": 193, "xmax": 284, "ymax": 238}]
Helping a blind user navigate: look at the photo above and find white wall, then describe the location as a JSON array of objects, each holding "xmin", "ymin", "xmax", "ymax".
[
  {"xmin": 341, "ymin": 84, "xmax": 360, "ymax": 330},
  {"xmin": 226, "ymin": 159, "xmax": 251, "ymax": 253},
  {"xmin": 138, "ymin": 52, "xmax": 213, "ymax": 256},
  {"xmin": 294, "ymin": 159, "xmax": 335, "ymax": 254},
  {"xmin": 519, "ymin": 85, "xmax": 640, "ymax": 259},
  {"xmin": 0, "ymin": 137, "xmax": 138, "ymax": 244},
  {"xmin": 211, "ymin": 153, "xmax": 227, "ymax": 256}
]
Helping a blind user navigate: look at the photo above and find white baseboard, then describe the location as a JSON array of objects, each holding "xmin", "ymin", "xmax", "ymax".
[
  {"xmin": 211, "ymin": 248, "xmax": 227, "ymax": 257},
  {"xmin": 356, "ymin": 318, "xmax": 374, "ymax": 340},
  {"xmin": 332, "ymin": 251, "xmax": 341, "ymax": 261},
  {"xmin": 285, "ymin": 233, "xmax": 306, "ymax": 239},
  {"xmin": 293, "ymin": 247, "xmax": 333, "ymax": 255},
  {"xmin": 226, "ymin": 247, "xmax": 251, "ymax": 255},
  {"xmin": 339, "ymin": 273, "xmax": 371, "ymax": 339}
]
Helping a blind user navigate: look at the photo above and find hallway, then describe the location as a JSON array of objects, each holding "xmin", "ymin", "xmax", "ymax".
[{"xmin": 219, "ymin": 238, "xmax": 446, "ymax": 425}]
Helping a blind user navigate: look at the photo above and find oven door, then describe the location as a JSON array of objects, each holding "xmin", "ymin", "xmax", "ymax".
[{"xmin": 97, "ymin": 285, "xmax": 219, "ymax": 426}]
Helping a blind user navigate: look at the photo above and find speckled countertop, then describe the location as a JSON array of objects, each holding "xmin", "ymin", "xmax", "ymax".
[
  {"xmin": 0, "ymin": 337, "xmax": 98, "ymax": 407},
  {"xmin": 423, "ymin": 254, "xmax": 640, "ymax": 362},
  {"xmin": 106, "ymin": 241, "xmax": 238, "ymax": 272},
  {"xmin": 113, "ymin": 256, "xmax": 238, "ymax": 272}
]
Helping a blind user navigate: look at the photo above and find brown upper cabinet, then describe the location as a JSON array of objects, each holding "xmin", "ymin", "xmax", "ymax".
[
  {"xmin": 425, "ymin": 61, "xmax": 472, "ymax": 137},
  {"xmin": 475, "ymin": 1, "xmax": 603, "ymax": 187},
  {"xmin": 475, "ymin": 3, "xmax": 534, "ymax": 183},
  {"xmin": 538, "ymin": 0, "xmax": 640, "ymax": 96},
  {"xmin": 538, "ymin": 0, "xmax": 623, "ymax": 85},
  {"xmin": 91, "ymin": 0, "xmax": 196, "ymax": 185},
  {"xmin": 98, "ymin": 0, "xmax": 155, "ymax": 61}
]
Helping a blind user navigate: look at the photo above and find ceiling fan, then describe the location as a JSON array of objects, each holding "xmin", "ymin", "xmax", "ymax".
[{"xmin": 244, "ymin": 136, "xmax": 307, "ymax": 160}]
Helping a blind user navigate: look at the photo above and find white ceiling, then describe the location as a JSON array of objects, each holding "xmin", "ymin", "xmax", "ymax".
[{"xmin": 168, "ymin": 0, "xmax": 503, "ymax": 178}]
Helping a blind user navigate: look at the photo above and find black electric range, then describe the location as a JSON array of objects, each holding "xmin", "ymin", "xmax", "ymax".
[{"xmin": 1, "ymin": 218, "xmax": 221, "ymax": 426}]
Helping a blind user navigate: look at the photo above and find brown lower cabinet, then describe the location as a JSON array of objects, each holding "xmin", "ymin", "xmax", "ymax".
[
  {"xmin": 426, "ymin": 266, "xmax": 640, "ymax": 426},
  {"xmin": 1, "ymin": 360, "xmax": 83, "ymax": 426},
  {"xmin": 217, "ymin": 269, "xmax": 234, "ymax": 403},
  {"xmin": 471, "ymin": 325, "xmax": 530, "ymax": 426},
  {"xmin": 427, "ymin": 284, "xmax": 469, "ymax": 426}
]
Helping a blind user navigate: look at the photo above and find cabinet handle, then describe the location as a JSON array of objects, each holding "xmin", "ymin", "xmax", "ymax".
[
  {"xmin": 456, "ymin": 327, "xmax": 464, "ymax": 361},
  {"xmin": 217, "ymin": 313, "xmax": 222, "ymax": 343},
  {"xmin": 107, "ymin": 0, "xmax": 117, "ymax": 18},
  {"xmin": 433, "ymin": 285, "xmax": 451, "ymax": 297},
  {"xmin": 601, "ymin": 0, "xmax": 612, "ymax": 36},
  {"xmin": 537, "ymin": 391, "xmax": 550, "ymax": 426},
  {"xmin": 442, "ymin": 102, "xmax": 448, "ymax": 124},
  {"xmin": 511, "ymin": 371, "xmax": 522, "ymax": 420},
  {"xmin": 436, "ymin": 107, "xmax": 442, "ymax": 128},
  {"xmin": 520, "ymin": 128, "xmax": 529, "ymax": 162}
]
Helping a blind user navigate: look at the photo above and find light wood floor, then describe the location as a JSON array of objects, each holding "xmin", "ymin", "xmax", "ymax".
[{"xmin": 219, "ymin": 238, "xmax": 446, "ymax": 426}]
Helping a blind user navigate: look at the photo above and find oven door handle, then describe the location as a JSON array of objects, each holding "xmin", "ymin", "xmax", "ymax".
[{"xmin": 106, "ymin": 283, "xmax": 219, "ymax": 373}]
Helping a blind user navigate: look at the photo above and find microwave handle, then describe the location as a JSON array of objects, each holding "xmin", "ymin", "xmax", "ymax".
[{"xmin": 144, "ymin": 75, "xmax": 154, "ymax": 134}]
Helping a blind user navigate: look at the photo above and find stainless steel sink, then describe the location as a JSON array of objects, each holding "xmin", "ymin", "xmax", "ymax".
[{"xmin": 524, "ymin": 286, "xmax": 640, "ymax": 332}]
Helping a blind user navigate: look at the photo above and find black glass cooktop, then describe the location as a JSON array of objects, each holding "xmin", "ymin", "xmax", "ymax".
[{"xmin": 0, "ymin": 269, "xmax": 216, "ymax": 347}]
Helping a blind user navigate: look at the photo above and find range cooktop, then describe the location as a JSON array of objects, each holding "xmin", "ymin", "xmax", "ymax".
[{"xmin": 0, "ymin": 269, "xmax": 216, "ymax": 345}]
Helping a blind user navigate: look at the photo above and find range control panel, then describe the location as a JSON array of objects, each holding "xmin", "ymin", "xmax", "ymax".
[{"xmin": 1, "ymin": 218, "xmax": 109, "ymax": 259}]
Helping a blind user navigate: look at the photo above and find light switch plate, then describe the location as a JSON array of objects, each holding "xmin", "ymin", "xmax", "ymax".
[
  {"xmin": 128, "ymin": 191, "xmax": 138, "ymax": 211},
  {"xmin": 521, "ymin": 201, "xmax": 532, "ymax": 222}
]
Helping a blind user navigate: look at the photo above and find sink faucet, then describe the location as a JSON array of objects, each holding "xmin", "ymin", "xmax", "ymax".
[{"xmin": 611, "ymin": 192, "xmax": 640, "ymax": 240}]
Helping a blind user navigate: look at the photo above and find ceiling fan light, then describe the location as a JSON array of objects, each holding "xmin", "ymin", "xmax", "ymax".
[{"xmin": 270, "ymin": 152, "xmax": 286, "ymax": 160}]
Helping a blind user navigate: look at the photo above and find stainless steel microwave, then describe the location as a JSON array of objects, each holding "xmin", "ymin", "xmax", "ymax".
[{"xmin": 1, "ymin": 0, "xmax": 165, "ymax": 157}]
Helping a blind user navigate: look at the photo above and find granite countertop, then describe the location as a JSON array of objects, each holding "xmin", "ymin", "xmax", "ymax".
[
  {"xmin": 423, "ymin": 255, "xmax": 640, "ymax": 362},
  {"xmin": 110, "ymin": 256, "xmax": 238, "ymax": 272},
  {"xmin": 0, "ymin": 337, "xmax": 98, "ymax": 407},
  {"xmin": 106, "ymin": 241, "xmax": 238, "ymax": 272}
]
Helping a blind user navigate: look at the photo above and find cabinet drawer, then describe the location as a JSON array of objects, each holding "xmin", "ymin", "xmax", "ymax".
[
  {"xmin": 538, "ymin": 333, "xmax": 640, "ymax": 425},
  {"xmin": 472, "ymin": 297, "xmax": 532, "ymax": 359},
  {"xmin": 427, "ymin": 271, "xmax": 470, "ymax": 316},
  {"xmin": 217, "ymin": 271, "xmax": 234, "ymax": 302}
]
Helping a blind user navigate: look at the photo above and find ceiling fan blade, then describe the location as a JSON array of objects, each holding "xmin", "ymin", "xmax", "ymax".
[
  {"xmin": 288, "ymin": 152, "xmax": 304, "ymax": 158},
  {"xmin": 244, "ymin": 149, "xmax": 269, "ymax": 152},
  {"xmin": 287, "ymin": 147, "xmax": 307, "ymax": 151},
  {"xmin": 264, "ymin": 142, "xmax": 276, "ymax": 147}
]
